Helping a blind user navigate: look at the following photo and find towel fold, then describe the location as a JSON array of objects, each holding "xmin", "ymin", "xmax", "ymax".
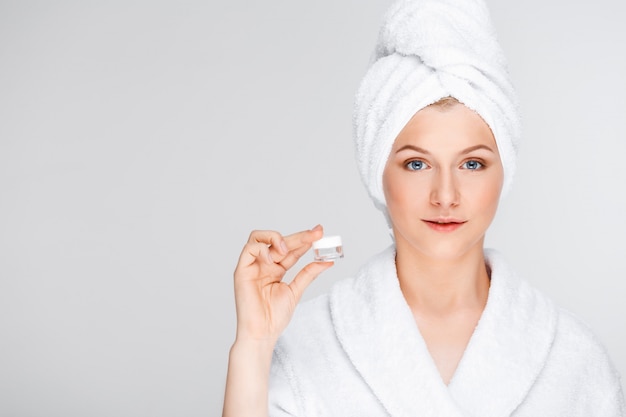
[{"xmin": 353, "ymin": 0, "xmax": 521, "ymax": 215}]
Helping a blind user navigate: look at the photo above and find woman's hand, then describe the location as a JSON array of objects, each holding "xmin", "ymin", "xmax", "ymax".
[
  {"xmin": 223, "ymin": 225, "xmax": 333, "ymax": 417},
  {"xmin": 233, "ymin": 224, "xmax": 333, "ymax": 345}
]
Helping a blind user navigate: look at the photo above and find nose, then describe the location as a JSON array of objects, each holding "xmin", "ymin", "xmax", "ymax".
[{"xmin": 430, "ymin": 168, "xmax": 460, "ymax": 208}]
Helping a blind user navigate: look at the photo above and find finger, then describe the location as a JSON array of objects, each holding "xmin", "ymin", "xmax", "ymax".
[
  {"xmin": 247, "ymin": 230, "xmax": 289, "ymax": 255},
  {"xmin": 277, "ymin": 241, "xmax": 315, "ymax": 270},
  {"xmin": 236, "ymin": 241, "xmax": 275, "ymax": 271},
  {"xmin": 287, "ymin": 261, "xmax": 334, "ymax": 303},
  {"xmin": 274, "ymin": 225, "xmax": 324, "ymax": 268},
  {"xmin": 282, "ymin": 224, "xmax": 323, "ymax": 249}
]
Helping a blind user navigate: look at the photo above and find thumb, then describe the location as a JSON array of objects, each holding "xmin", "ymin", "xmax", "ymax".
[{"xmin": 288, "ymin": 261, "xmax": 334, "ymax": 303}]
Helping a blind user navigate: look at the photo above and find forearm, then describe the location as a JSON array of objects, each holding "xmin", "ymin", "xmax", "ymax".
[
  {"xmin": 222, "ymin": 339, "xmax": 275, "ymax": 417},
  {"xmin": 224, "ymin": 226, "xmax": 329, "ymax": 416}
]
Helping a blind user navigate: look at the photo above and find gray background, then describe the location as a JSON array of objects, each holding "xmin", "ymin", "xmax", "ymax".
[{"xmin": 1, "ymin": 0, "xmax": 624, "ymax": 415}]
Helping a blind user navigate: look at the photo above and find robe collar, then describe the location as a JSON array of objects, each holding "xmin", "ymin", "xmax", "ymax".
[{"xmin": 329, "ymin": 246, "xmax": 557, "ymax": 417}]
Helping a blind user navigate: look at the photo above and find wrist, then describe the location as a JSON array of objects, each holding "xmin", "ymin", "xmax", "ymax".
[
  {"xmin": 230, "ymin": 337, "xmax": 276, "ymax": 361},
  {"xmin": 224, "ymin": 339, "xmax": 273, "ymax": 417}
]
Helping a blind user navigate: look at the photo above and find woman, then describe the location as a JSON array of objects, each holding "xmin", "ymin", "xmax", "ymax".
[{"xmin": 223, "ymin": 0, "xmax": 625, "ymax": 415}]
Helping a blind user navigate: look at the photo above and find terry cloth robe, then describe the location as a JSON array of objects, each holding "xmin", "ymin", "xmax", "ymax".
[{"xmin": 269, "ymin": 247, "xmax": 625, "ymax": 416}]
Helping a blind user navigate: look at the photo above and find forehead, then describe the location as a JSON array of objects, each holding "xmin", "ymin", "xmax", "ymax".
[{"xmin": 392, "ymin": 103, "xmax": 497, "ymax": 152}]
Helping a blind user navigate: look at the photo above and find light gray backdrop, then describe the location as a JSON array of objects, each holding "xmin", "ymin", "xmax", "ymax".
[{"xmin": 1, "ymin": 1, "xmax": 624, "ymax": 416}]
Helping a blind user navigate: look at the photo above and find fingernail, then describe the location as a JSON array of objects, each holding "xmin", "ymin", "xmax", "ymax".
[
  {"xmin": 267, "ymin": 251, "xmax": 274, "ymax": 264},
  {"xmin": 280, "ymin": 240, "xmax": 288, "ymax": 253},
  {"xmin": 312, "ymin": 224, "xmax": 322, "ymax": 231}
]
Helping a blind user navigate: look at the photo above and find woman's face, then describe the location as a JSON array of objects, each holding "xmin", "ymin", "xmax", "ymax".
[{"xmin": 382, "ymin": 102, "xmax": 503, "ymax": 261}]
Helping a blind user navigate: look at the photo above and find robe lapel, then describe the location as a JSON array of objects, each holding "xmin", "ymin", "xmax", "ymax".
[
  {"xmin": 330, "ymin": 247, "xmax": 558, "ymax": 417},
  {"xmin": 330, "ymin": 246, "xmax": 466, "ymax": 417},
  {"xmin": 448, "ymin": 249, "xmax": 558, "ymax": 416}
]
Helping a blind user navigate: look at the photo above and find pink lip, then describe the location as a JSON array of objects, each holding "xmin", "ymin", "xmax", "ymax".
[{"xmin": 423, "ymin": 219, "xmax": 466, "ymax": 232}]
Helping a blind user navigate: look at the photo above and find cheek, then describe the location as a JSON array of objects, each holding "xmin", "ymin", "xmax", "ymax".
[
  {"xmin": 466, "ymin": 174, "xmax": 503, "ymax": 216},
  {"xmin": 383, "ymin": 170, "xmax": 427, "ymax": 215},
  {"xmin": 383, "ymin": 169, "xmax": 404, "ymax": 215}
]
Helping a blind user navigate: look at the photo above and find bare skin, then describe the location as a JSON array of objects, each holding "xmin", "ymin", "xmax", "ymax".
[
  {"xmin": 383, "ymin": 101, "xmax": 503, "ymax": 384},
  {"xmin": 399, "ymin": 249, "xmax": 490, "ymax": 384},
  {"xmin": 222, "ymin": 225, "xmax": 333, "ymax": 417}
]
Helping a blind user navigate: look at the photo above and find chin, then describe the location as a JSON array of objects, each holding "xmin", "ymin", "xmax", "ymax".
[
  {"xmin": 419, "ymin": 244, "xmax": 477, "ymax": 261},
  {"xmin": 396, "ymin": 232, "xmax": 486, "ymax": 262}
]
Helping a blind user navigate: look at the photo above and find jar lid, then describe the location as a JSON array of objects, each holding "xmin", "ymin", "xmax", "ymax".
[{"xmin": 312, "ymin": 235, "xmax": 342, "ymax": 249}]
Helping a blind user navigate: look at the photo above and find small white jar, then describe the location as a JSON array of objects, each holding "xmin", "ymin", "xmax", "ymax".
[{"xmin": 312, "ymin": 235, "xmax": 343, "ymax": 262}]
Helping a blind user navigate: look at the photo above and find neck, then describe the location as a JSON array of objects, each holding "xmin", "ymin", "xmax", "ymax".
[{"xmin": 395, "ymin": 242, "xmax": 490, "ymax": 316}]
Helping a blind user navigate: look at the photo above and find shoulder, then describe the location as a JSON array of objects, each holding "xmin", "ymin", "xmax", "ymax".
[
  {"xmin": 269, "ymin": 279, "xmax": 372, "ymax": 415},
  {"xmin": 273, "ymin": 282, "xmax": 347, "ymax": 367},
  {"xmin": 486, "ymin": 250, "xmax": 623, "ymax": 407},
  {"xmin": 510, "ymin": 265, "xmax": 621, "ymax": 387},
  {"xmin": 518, "ymin": 306, "xmax": 625, "ymax": 415},
  {"xmin": 555, "ymin": 308, "xmax": 606, "ymax": 349},
  {"xmin": 490, "ymin": 253, "xmax": 624, "ymax": 412},
  {"xmin": 269, "ymin": 293, "xmax": 336, "ymax": 416},
  {"xmin": 278, "ymin": 292, "xmax": 334, "ymax": 347},
  {"xmin": 552, "ymin": 307, "xmax": 621, "ymax": 379},
  {"xmin": 276, "ymin": 269, "xmax": 367, "ymax": 347}
]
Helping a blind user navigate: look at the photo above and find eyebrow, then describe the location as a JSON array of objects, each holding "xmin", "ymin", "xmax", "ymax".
[{"xmin": 395, "ymin": 144, "xmax": 495, "ymax": 155}]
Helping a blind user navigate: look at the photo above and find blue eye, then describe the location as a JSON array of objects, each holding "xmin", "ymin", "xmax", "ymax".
[
  {"xmin": 406, "ymin": 160, "xmax": 427, "ymax": 171},
  {"xmin": 462, "ymin": 160, "xmax": 483, "ymax": 170}
]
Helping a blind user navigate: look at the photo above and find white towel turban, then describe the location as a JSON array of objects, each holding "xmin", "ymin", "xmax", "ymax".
[{"xmin": 353, "ymin": 0, "xmax": 521, "ymax": 215}]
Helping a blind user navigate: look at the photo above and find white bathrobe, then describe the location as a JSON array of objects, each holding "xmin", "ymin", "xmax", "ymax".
[{"xmin": 269, "ymin": 247, "xmax": 624, "ymax": 416}]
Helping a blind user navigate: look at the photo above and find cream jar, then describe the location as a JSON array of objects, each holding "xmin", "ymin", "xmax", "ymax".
[{"xmin": 312, "ymin": 236, "xmax": 343, "ymax": 262}]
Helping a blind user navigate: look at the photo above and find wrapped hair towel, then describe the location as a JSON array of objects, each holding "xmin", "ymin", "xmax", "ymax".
[{"xmin": 353, "ymin": 0, "xmax": 522, "ymax": 214}]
